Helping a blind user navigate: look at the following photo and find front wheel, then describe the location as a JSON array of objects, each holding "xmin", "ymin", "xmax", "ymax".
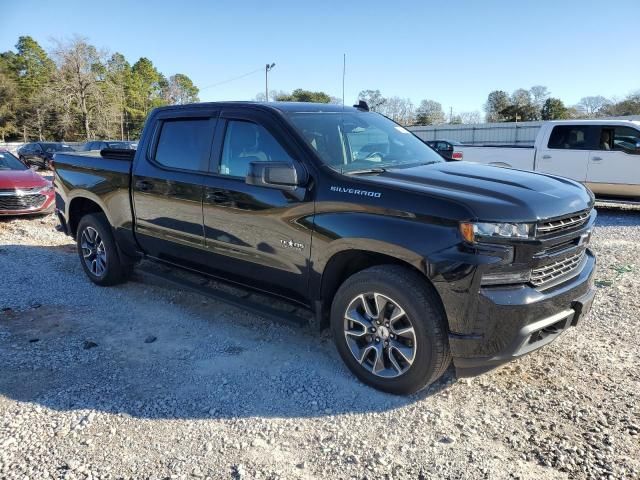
[
  {"xmin": 76, "ymin": 213, "xmax": 132, "ymax": 286},
  {"xmin": 331, "ymin": 265, "xmax": 451, "ymax": 394}
]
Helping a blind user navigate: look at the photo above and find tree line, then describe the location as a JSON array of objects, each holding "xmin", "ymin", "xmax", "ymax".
[
  {"xmin": 259, "ymin": 86, "xmax": 640, "ymax": 127},
  {"xmin": 485, "ymin": 86, "xmax": 640, "ymax": 123},
  {"xmin": 0, "ymin": 36, "xmax": 199, "ymax": 142}
]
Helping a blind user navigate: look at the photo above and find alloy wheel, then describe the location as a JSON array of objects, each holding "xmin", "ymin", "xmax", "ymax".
[
  {"xmin": 80, "ymin": 226, "xmax": 107, "ymax": 277},
  {"xmin": 343, "ymin": 292, "xmax": 417, "ymax": 378}
]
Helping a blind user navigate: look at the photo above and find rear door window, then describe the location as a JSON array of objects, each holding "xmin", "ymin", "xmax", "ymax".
[
  {"xmin": 154, "ymin": 118, "xmax": 216, "ymax": 171},
  {"xmin": 547, "ymin": 125, "xmax": 597, "ymax": 150}
]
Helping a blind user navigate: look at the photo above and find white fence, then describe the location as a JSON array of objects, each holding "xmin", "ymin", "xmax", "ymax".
[{"xmin": 407, "ymin": 115, "xmax": 640, "ymax": 146}]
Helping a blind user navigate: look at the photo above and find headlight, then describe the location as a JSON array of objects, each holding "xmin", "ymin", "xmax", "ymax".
[
  {"xmin": 481, "ymin": 270, "xmax": 531, "ymax": 286},
  {"xmin": 38, "ymin": 185, "xmax": 54, "ymax": 194},
  {"xmin": 460, "ymin": 222, "xmax": 534, "ymax": 243}
]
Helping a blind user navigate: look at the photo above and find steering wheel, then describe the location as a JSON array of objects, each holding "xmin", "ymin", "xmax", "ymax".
[{"xmin": 365, "ymin": 151, "xmax": 385, "ymax": 161}]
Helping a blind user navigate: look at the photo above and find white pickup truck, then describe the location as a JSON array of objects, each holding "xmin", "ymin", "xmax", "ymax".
[{"xmin": 455, "ymin": 120, "xmax": 640, "ymax": 201}]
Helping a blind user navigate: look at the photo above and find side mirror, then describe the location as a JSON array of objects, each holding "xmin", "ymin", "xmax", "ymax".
[{"xmin": 246, "ymin": 161, "xmax": 307, "ymax": 190}]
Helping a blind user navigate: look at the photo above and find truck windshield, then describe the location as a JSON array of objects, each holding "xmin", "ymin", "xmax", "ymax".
[{"xmin": 287, "ymin": 110, "xmax": 443, "ymax": 173}]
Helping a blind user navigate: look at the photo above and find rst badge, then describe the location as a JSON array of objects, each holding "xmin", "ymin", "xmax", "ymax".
[{"xmin": 280, "ymin": 239, "xmax": 305, "ymax": 250}]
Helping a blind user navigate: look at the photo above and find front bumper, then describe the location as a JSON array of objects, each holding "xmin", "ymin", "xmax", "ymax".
[{"xmin": 452, "ymin": 249, "xmax": 596, "ymax": 377}]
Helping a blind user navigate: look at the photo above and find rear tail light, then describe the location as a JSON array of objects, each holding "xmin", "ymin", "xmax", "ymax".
[{"xmin": 452, "ymin": 151, "xmax": 463, "ymax": 161}]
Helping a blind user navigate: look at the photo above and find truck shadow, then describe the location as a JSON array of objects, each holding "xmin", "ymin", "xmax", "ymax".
[
  {"xmin": 595, "ymin": 205, "xmax": 640, "ymax": 228},
  {"xmin": 0, "ymin": 244, "xmax": 454, "ymax": 421}
]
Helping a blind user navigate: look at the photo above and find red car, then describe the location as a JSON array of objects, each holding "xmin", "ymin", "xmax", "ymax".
[{"xmin": 0, "ymin": 149, "xmax": 55, "ymax": 215}]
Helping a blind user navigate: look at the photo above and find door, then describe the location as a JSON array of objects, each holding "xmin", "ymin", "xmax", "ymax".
[
  {"xmin": 201, "ymin": 110, "xmax": 314, "ymax": 302},
  {"xmin": 19, "ymin": 144, "xmax": 32, "ymax": 162},
  {"xmin": 132, "ymin": 109, "xmax": 218, "ymax": 267},
  {"xmin": 587, "ymin": 125, "xmax": 640, "ymax": 198},
  {"xmin": 24, "ymin": 144, "xmax": 41, "ymax": 166},
  {"xmin": 536, "ymin": 124, "xmax": 598, "ymax": 181}
]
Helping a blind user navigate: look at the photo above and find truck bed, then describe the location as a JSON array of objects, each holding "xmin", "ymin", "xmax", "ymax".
[{"xmin": 455, "ymin": 145, "xmax": 535, "ymax": 170}]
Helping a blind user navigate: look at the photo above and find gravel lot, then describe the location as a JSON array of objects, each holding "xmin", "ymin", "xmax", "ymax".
[{"xmin": 1, "ymin": 204, "xmax": 639, "ymax": 480}]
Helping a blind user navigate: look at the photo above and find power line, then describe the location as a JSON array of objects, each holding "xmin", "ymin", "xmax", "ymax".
[{"xmin": 199, "ymin": 67, "xmax": 264, "ymax": 90}]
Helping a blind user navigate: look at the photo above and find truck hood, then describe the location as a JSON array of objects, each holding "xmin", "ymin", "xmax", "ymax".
[{"xmin": 367, "ymin": 161, "xmax": 593, "ymax": 221}]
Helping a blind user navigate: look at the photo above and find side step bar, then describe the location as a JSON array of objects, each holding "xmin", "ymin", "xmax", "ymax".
[{"xmin": 137, "ymin": 261, "xmax": 311, "ymax": 329}]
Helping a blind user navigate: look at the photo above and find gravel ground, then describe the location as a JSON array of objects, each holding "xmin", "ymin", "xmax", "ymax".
[{"xmin": 0, "ymin": 204, "xmax": 639, "ymax": 480}]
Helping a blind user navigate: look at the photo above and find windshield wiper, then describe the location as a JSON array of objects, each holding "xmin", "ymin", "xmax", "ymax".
[{"xmin": 343, "ymin": 167, "xmax": 386, "ymax": 175}]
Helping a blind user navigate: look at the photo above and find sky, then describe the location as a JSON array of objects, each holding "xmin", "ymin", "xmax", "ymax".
[{"xmin": 3, "ymin": 0, "xmax": 640, "ymax": 115}]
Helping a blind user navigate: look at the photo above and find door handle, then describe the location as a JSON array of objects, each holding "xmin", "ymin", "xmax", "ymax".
[
  {"xmin": 541, "ymin": 155, "xmax": 551, "ymax": 160},
  {"xmin": 591, "ymin": 156, "xmax": 603, "ymax": 162},
  {"xmin": 135, "ymin": 180, "xmax": 153, "ymax": 192}
]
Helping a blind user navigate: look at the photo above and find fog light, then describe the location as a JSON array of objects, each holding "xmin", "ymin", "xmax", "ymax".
[{"xmin": 481, "ymin": 270, "xmax": 531, "ymax": 286}]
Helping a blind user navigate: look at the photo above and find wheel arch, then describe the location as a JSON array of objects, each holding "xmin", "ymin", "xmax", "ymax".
[
  {"xmin": 316, "ymin": 243, "xmax": 443, "ymax": 330},
  {"xmin": 67, "ymin": 194, "xmax": 110, "ymax": 239}
]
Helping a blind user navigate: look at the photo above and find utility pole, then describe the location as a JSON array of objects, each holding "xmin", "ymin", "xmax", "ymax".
[{"xmin": 265, "ymin": 63, "xmax": 276, "ymax": 102}]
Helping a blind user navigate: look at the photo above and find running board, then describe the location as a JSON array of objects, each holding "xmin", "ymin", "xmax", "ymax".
[{"xmin": 136, "ymin": 261, "xmax": 311, "ymax": 329}]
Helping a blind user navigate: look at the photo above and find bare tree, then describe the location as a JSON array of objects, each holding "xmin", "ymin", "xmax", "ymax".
[
  {"xmin": 51, "ymin": 36, "xmax": 108, "ymax": 140},
  {"xmin": 357, "ymin": 89, "xmax": 386, "ymax": 112},
  {"xmin": 458, "ymin": 111, "xmax": 482, "ymax": 124},
  {"xmin": 530, "ymin": 85, "xmax": 550, "ymax": 112},
  {"xmin": 379, "ymin": 97, "xmax": 414, "ymax": 125},
  {"xmin": 576, "ymin": 96, "xmax": 610, "ymax": 118}
]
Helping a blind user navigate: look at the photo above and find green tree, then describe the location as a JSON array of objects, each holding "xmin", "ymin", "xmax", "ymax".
[
  {"xmin": 415, "ymin": 99, "xmax": 445, "ymax": 125},
  {"xmin": 106, "ymin": 52, "xmax": 132, "ymax": 140},
  {"xmin": 0, "ymin": 56, "xmax": 18, "ymax": 141},
  {"xmin": 484, "ymin": 90, "xmax": 510, "ymax": 122},
  {"xmin": 9, "ymin": 36, "xmax": 56, "ymax": 140},
  {"xmin": 128, "ymin": 57, "xmax": 166, "ymax": 136},
  {"xmin": 275, "ymin": 88, "xmax": 332, "ymax": 103},
  {"xmin": 541, "ymin": 98, "xmax": 569, "ymax": 120}
]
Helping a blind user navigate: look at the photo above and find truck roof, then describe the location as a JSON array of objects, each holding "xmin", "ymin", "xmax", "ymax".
[
  {"xmin": 152, "ymin": 101, "xmax": 359, "ymax": 114},
  {"xmin": 543, "ymin": 119, "xmax": 640, "ymax": 127}
]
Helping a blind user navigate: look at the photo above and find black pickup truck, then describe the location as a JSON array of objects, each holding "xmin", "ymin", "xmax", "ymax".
[{"xmin": 53, "ymin": 101, "xmax": 597, "ymax": 394}]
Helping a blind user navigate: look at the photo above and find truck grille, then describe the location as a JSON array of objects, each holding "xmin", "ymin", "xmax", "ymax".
[
  {"xmin": 531, "ymin": 250, "xmax": 586, "ymax": 288},
  {"xmin": 537, "ymin": 209, "xmax": 591, "ymax": 236},
  {"xmin": 0, "ymin": 190, "xmax": 46, "ymax": 211}
]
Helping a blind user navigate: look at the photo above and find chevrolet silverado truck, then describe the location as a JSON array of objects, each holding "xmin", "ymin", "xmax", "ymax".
[
  {"xmin": 53, "ymin": 101, "xmax": 597, "ymax": 394},
  {"xmin": 454, "ymin": 120, "xmax": 640, "ymax": 202}
]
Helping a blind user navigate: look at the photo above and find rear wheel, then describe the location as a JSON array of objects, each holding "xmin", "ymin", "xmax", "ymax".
[
  {"xmin": 76, "ymin": 213, "xmax": 132, "ymax": 286},
  {"xmin": 331, "ymin": 265, "xmax": 451, "ymax": 394}
]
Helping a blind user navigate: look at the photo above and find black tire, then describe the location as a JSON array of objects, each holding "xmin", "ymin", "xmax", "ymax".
[
  {"xmin": 76, "ymin": 213, "xmax": 133, "ymax": 286},
  {"xmin": 331, "ymin": 265, "xmax": 451, "ymax": 395}
]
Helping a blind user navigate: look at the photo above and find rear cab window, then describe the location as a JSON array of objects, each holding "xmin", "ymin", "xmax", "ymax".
[{"xmin": 153, "ymin": 118, "xmax": 216, "ymax": 171}]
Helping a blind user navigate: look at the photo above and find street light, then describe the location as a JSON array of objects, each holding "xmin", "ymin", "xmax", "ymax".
[{"xmin": 265, "ymin": 63, "xmax": 276, "ymax": 102}]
